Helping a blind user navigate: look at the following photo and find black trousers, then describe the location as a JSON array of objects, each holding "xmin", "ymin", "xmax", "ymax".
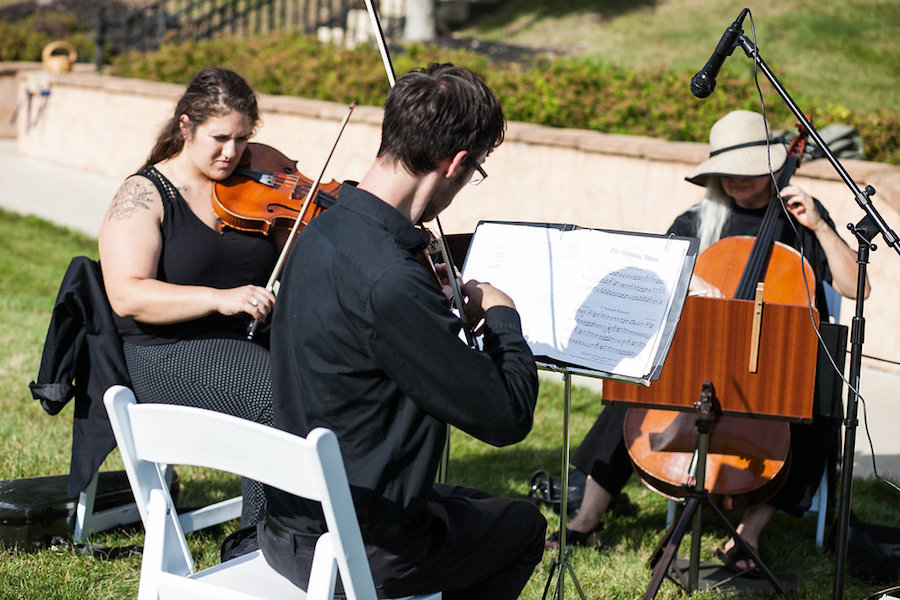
[
  {"xmin": 259, "ymin": 484, "xmax": 546, "ymax": 600},
  {"xmin": 570, "ymin": 404, "xmax": 634, "ymax": 496},
  {"xmin": 571, "ymin": 404, "xmax": 838, "ymax": 516}
]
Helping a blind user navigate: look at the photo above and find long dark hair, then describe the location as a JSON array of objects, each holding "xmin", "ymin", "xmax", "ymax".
[
  {"xmin": 144, "ymin": 67, "xmax": 260, "ymax": 167},
  {"xmin": 378, "ymin": 63, "xmax": 505, "ymax": 174}
]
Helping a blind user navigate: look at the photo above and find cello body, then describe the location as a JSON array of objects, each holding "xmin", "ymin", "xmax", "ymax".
[
  {"xmin": 624, "ymin": 407, "xmax": 791, "ymax": 509},
  {"xmin": 694, "ymin": 237, "xmax": 816, "ymax": 303}
]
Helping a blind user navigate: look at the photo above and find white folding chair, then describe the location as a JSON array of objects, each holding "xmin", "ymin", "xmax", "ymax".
[
  {"xmin": 74, "ymin": 464, "xmax": 242, "ymax": 543},
  {"xmin": 103, "ymin": 385, "xmax": 440, "ymax": 600},
  {"xmin": 74, "ymin": 386, "xmax": 242, "ymax": 544},
  {"xmin": 74, "ymin": 470, "xmax": 143, "ymax": 543}
]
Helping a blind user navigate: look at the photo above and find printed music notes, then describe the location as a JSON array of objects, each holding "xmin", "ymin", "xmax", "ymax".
[{"xmin": 461, "ymin": 222, "xmax": 697, "ymax": 383}]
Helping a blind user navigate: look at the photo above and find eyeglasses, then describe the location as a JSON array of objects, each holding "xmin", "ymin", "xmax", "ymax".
[{"xmin": 469, "ymin": 159, "xmax": 488, "ymax": 186}]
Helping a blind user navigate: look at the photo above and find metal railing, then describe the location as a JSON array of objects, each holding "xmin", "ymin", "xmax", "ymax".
[{"xmin": 94, "ymin": 0, "xmax": 355, "ymax": 67}]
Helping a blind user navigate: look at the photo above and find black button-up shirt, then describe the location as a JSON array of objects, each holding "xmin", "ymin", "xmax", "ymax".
[{"xmin": 266, "ymin": 182, "xmax": 538, "ymax": 540}]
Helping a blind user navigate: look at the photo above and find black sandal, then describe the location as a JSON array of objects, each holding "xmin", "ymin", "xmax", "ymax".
[{"xmin": 715, "ymin": 545, "xmax": 762, "ymax": 578}]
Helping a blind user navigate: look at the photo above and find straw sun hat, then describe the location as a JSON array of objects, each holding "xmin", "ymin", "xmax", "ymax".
[{"xmin": 685, "ymin": 110, "xmax": 787, "ymax": 187}]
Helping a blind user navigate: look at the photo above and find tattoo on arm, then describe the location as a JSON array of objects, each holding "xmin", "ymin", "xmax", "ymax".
[{"xmin": 108, "ymin": 179, "xmax": 156, "ymax": 220}]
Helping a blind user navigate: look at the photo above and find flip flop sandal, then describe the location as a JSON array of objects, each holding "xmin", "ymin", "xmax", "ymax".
[{"xmin": 716, "ymin": 545, "xmax": 762, "ymax": 578}]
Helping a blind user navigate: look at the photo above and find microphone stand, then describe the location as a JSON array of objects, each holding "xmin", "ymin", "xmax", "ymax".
[{"xmin": 729, "ymin": 32, "xmax": 900, "ymax": 600}]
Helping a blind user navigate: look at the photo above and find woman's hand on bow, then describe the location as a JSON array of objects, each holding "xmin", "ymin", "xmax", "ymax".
[{"xmin": 216, "ymin": 284, "xmax": 276, "ymax": 320}]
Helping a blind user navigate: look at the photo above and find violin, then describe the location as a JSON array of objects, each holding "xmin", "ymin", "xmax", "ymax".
[
  {"xmin": 212, "ymin": 143, "xmax": 341, "ymax": 235},
  {"xmin": 417, "ymin": 226, "xmax": 445, "ymax": 287},
  {"xmin": 416, "ymin": 225, "xmax": 478, "ymax": 346},
  {"xmin": 607, "ymin": 122, "xmax": 816, "ymax": 509}
]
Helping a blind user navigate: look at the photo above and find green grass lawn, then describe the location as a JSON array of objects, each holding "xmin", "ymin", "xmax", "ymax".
[
  {"xmin": 460, "ymin": 0, "xmax": 900, "ymax": 114},
  {"xmin": 1, "ymin": 207, "xmax": 898, "ymax": 598}
]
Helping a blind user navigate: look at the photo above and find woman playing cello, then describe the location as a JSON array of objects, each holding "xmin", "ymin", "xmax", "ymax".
[
  {"xmin": 546, "ymin": 110, "xmax": 869, "ymax": 575},
  {"xmin": 98, "ymin": 67, "xmax": 279, "ymax": 527}
]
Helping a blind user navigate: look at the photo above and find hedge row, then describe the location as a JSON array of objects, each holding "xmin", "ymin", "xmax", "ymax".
[
  {"xmin": 106, "ymin": 35, "xmax": 900, "ymax": 166},
  {"xmin": 3, "ymin": 20, "xmax": 897, "ymax": 165}
]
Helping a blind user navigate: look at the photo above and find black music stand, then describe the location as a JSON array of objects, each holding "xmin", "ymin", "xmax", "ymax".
[
  {"xmin": 459, "ymin": 222, "xmax": 697, "ymax": 599},
  {"xmin": 604, "ymin": 295, "xmax": 820, "ymax": 597},
  {"xmin": 641, "ymin": 381, "xmax": 785, "ymax": 598},
  {"xmin": 434, "ymin": 233, "xmax": 475, "ymax": 486}
]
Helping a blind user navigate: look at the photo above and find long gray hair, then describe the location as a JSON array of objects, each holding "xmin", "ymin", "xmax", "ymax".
[
  {"xmin": 689, "ymin": 177, "xmax": 732, "ymax": 252},
  {"xmin": 690, "ymin": 174, "xmax": 782, "ymax": 251}
]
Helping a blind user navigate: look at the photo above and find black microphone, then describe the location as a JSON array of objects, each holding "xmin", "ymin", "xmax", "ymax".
[{"xmin": 690, "ymin": 8, "xmax": 750, "ymax": 98}]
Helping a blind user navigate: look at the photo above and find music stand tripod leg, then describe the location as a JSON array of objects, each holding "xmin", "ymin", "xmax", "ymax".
[
  {"xmin": 642, "ymin": 382, "xmax": 786, "ymax": 598},
  {"xmin": 437, "ymin": 424, "xmax": 450, "ymax": 483},
  {"xmin": 542, "ymin": 372, "xmax": 586, "ymax": 600},
  {"xmin": 542, "ymin": 547, "xmax": 588, "ymax": 600},
  {"xmin": 645, "ymin": 381, "xmax": 716, "ymax": 597},
  {"xmin": 644, "ymin": 495, "xmax": 702, "ymax": 599}
]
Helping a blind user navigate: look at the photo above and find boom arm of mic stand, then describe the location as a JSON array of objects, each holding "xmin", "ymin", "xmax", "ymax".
[{"xmin": 736, "ymin": 34, "xmax": 900, "ymax": 256}]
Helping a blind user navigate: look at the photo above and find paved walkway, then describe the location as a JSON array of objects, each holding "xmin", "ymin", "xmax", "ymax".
[
  {"xmin": 0, "ymin": 139, "xmax": 118, "ymax": 237},
  {"xmin": 2, "ymin": 138, "xmax": 897, "ymax": 481}
]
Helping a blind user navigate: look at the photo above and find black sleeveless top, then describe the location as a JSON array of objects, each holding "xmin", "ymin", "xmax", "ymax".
[{"xmin": 113, "ymin": 166, "xmax": 279, "ymax": 345}]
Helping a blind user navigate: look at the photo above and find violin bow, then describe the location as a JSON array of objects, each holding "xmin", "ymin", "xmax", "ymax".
[
  {"xmin": 363, "ymin": 0, "xmax": 477, "ymax": 349},
  {"xmin": 363, "ymin": 0, "xmax": 396, "ymax": 88},
  {"xmin": 247, "ymin": 101, "xmax": 355, "ymax": 339}
]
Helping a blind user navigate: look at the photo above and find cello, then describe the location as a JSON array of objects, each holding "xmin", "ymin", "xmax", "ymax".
[{"xmin": 609, "ymin": 122, "xmax": 818, "ymax": 510}]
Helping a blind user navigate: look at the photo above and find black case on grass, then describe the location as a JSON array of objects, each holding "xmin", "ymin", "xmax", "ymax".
[{"xmin": 0, "ymin": 471, "xmax": 134, "ymax": 550}]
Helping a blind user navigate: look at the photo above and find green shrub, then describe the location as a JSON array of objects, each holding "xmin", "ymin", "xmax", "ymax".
[
  {"xmin": 0, "ymin": 20, "xmax": 54, "ymax": 61},
  {"xmin": 3, "ymin": 7, "xmax": 898, "ymax": 164}
]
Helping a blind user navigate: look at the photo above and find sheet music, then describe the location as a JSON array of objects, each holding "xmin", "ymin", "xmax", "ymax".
[{"xmin": 462, "ymin": 222, "xmax": 695, "ymax": 381}]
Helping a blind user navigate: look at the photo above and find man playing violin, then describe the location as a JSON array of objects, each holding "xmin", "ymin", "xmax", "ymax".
[
  {"xmin": 261, "ymin": 63, "xmax": 546, "ymax": 599},
  {"xmin": 547, "ymin": 110, "xmax": 869, "ymax": 576}
]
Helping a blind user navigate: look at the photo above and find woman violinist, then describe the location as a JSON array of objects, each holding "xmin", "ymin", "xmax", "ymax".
[
  {"xmin": 98, "ymin": 67, "xmax": 279, "ymax": 527},
  {"xmin": 547, "ymin": 110, "xmax": 869, "ymax": 574}
]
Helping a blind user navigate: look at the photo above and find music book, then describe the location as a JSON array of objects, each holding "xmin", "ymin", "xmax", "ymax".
[{"xmin": 461, "ymin": 221, "xmax": 698, "ymax": 385}]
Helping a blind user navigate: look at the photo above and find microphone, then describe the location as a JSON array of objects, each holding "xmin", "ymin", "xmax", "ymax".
[{"xmin": 690, "ymin": 8, "xmax": 749, "ymax": 98}]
